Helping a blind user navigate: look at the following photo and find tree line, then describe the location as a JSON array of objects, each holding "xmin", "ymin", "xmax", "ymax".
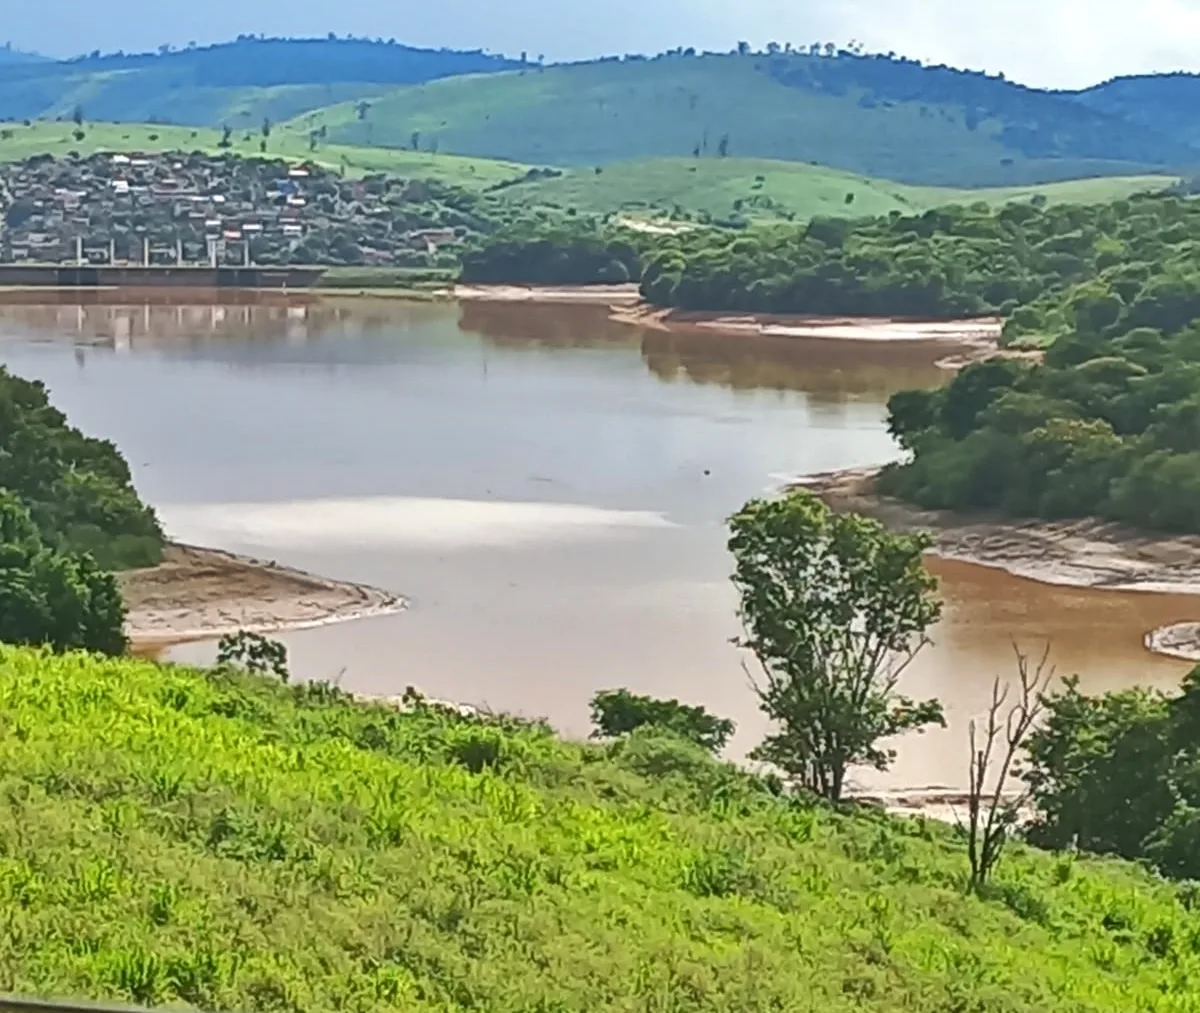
[{"xmin": 0, "ymin": 367, "xmax": 165, "ymax": 654}]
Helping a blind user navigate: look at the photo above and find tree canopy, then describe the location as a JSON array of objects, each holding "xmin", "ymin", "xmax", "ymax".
[
  {"xmin": 0, "ymin": 366, "xmax": 163, "ymax": 570},
  {"xmin": 729, "ymin": 490, "xmax": 943, "ymax": 801},
  {"xmin": 0, "ymin": 491, "xmax": 126, "ymax": 655}
]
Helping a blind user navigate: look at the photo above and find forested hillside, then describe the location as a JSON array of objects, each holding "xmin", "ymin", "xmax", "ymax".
[
  {"xmin": 0, "ymin": 38, "xmax": 518, "ymax": 126},
  {"xmin": 293, "ymin": 52, "xmax": 1195, "ymax": 187},
  {"xmin": 5, "ymin": 40, "xmax": 1200, "ymax": 188},
  {"xmin": 1073, "ymin": 73, "xmax": 1200, "ymax": 149}
]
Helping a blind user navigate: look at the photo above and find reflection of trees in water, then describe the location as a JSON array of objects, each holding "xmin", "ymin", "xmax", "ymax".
[
  {"xmin": 458, "ymin": 301, "xmax": 638, "ymax": 350},
  {"xmin": 640, "ymin": 330, "xmax": 951, "ymax": 402},
  {"xmin": 0, "ymin": 296, "xmax": 450, "ymax": 365}
]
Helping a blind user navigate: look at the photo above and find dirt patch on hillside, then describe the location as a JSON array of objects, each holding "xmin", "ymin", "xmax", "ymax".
[
  {"xmin": 800, "ymin": 467, "xmax": 1200, "ymax": 661},
  {"xmin": 120, "ymin": 543, "xmax": 405, "ymax": 648}
]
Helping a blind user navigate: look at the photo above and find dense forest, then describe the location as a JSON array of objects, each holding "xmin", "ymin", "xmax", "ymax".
[
  {"xmin": 0, "ymin": 366, "xmax": 162, "ymax": 569},
  {"xmin": 459, "ymin": 219, "xmax": 647, "ymax": 284},
  {"xmin": 462, "ymin": 191, "xmax": 1195, "ymax": 323},
  {"xmin": 876, "ymin": 197, "xmax": 1200, "ymax": 531}
]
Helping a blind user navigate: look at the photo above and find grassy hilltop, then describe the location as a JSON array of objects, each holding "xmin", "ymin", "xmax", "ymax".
[{"xmin": 0, "ymin": 643, "xmax": 1197, "ymax": 1012}]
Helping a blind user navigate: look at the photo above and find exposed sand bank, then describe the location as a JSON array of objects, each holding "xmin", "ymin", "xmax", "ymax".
[
  {"xmin": 609, "ymin": 303, "xmax": 1031, "ymax": 369},
  {"xmin": 120, "ymin": 543, "xmax": 405, "ymax": 648},
  {"xmin": 800, "ymin": 467, "xmax": 1200, "ymax": 662},
  {"xmin": 451, "ymin": 283, "xmax": 642, "ymax": 305}
]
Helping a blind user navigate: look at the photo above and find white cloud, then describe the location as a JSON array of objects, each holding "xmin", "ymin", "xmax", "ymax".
[{"xmin": 721, "ymin": 0, "xmax": 1200, "ymax": 88}]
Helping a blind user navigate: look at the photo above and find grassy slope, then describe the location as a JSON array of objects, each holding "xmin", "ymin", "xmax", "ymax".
[
  {"xmin": 0, "ymin": 121, "xmax": 526, "ymax": 188},
  {"xmin": 501, "ymin": 157, "xmax": 1173, "ymax": 220},
  {"xmin": 0, "ymin": 643, "xmax": 1197, "ymax": 1012},
  {"xmin": 0, "ymin": 40, "xmax": 519, "ymax": 127},
  {"xmin": 286, "ymin": 55, "xmax": 1173, "ymax": 186},
  {"xmin": 0, "ymin": 122, "xmax": 1172, "ymax": 223},
  {"xmin": 32, "ymin": 74, "xmax": 394, "ymax": 133}
]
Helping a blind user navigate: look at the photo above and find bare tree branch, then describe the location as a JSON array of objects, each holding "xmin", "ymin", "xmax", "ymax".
[{"xmin": 964, "ymin": 641, "xmax": 1056, "ymax": 890}]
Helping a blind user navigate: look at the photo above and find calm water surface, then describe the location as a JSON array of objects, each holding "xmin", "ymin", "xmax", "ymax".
[{"xmin": 1, "ymin": 295, "xmax": 1194, "ymax": 790}]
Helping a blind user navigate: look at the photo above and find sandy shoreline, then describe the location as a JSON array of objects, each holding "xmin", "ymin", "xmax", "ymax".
[
  {"xmin": 800, "ymin": 467, "xmax": 1200, "ymax": 662},
  {"xmin": 451, "ymin": 284, "xmax": 1022, "ymax": 368},
  {"xmin": 451, "ymin": 283, "xmax": 643, "ymax": 305},
  {"xmin": 120, "ymin": 543, "xmax": 405, "ymax": 648}
]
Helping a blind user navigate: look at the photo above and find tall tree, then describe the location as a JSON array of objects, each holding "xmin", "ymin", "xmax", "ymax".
[{"xmin": 729, "ymin": 491, "xmax": 943, "ymax": 801}]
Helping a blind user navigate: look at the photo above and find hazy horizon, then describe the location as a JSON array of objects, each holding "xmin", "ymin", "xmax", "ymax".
[{"xmin": 6, "ymin": 0, "xmax": 1200, "ymax": 90}]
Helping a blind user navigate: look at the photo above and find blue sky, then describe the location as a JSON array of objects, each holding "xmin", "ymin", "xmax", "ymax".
[{"xmin": 7, "ymin": 0, "xmax": 1200, "ymax": 88}]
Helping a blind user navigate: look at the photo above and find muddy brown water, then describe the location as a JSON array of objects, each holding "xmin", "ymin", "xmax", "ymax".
[{"xmin": 1, "ymin": 296, "xmax": 1194, "ymax": 790}]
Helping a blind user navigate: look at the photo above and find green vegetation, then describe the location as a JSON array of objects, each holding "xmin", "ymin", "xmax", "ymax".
[
  {"xmin": 0, "ymin": 494, "xmax": 126, "ymax": 655},
  {"xmin": 289, "ymin": 53, "xmax": 1193, "ymax": 187},
  {"xmin": 462, "ymin": 193, "xmax": 1184, "ymax": 320},
  {"xmin": 1022, "ymin": 670, "xmax": 1200, "ymax": 880},
  {"xmin": 640, "ymin": 194, "xmax": 1200, "ymax": 319},
  {"xmin": 875, "ymin": 194, "xmax": 1200, "ymax": 533},
  {"xmin": 0, "ymin": 121, "xmax": 1173, "ymax": 227},
  {"xmin": 459, "ymin": 219, "xmax": 645, "ymax": 284},
  {"xmin": 730, "ymin": 493, "xmax": 944, "ymax": 802},
  {"xmin": 0, "ymin": 121, "xmax": 526, "ymax": 189},
  {"xmin": 0, "ymin": 38, "xmax": 516, "ymax": 126},
  {"xmin": 589, "ymin": 689, "xmax": 735, "ymax": 753},
  {"xmin": 3, "ymin": 642, "xmax": 1200, "ymax": 1011},
  {"xmin": 492, "ymin": 156, "xmax": 1169, "ymax": 224},
  {"xmin": 0, "ymin": 367, "xmax": 162, "ymax": 570}
]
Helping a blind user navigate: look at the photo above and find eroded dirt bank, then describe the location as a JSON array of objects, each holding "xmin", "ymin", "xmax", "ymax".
[
  {"xmin": 801, "ymin": 468, "xmax": 1200, "ymax": 662},
  {"xmin": 120, "ymin": 543, "xmax": 405, "ymax": 647}
]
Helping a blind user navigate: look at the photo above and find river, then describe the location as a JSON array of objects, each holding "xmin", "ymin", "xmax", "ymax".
[{"xmin": 0, "ymin": 294, "xmax": 1194, "ymax": 791}]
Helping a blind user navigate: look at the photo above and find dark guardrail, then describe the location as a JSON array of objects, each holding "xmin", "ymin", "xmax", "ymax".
[{"xmin": 0, "ymin": 997, "xmax": 161, "ymax": 1013}]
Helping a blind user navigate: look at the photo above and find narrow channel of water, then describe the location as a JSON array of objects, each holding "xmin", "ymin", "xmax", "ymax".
[{"xmin": 1, "ymin": 296, "xmax": 1193, "ymax": 790}]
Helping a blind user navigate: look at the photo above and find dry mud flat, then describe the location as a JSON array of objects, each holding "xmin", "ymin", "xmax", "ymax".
[
  {"xmin": 120, "ymin": 543, "xmax": 404, "ymax": 648},
  {"xmin": 800, "ymin": 468, "xmax": 1200, "ymax": 662}
]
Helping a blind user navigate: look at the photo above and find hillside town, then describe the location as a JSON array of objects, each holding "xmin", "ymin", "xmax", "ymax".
[{"xmin": 0, "ymin": 151, "xmax": 470, "ymax": 266}]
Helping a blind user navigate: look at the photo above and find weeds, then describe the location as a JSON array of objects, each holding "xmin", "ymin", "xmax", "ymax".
[{"xmin": 0, "ymin": 644, "xmax": 1196, "ymax": 1011}]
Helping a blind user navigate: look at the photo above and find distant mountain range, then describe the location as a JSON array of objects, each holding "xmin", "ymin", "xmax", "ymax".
[{"xmin": 2, "ymin": 38, "xmax": 1199, "ymax": 188}]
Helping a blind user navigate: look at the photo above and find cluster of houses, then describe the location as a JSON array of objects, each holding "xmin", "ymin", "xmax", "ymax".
[{"xmin": 0, "ymin": 152, "xmax": 466, "ymax": 266}]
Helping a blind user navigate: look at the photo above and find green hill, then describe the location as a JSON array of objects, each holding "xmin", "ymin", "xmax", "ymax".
[
  {"xmin": 0, "ymin": 642, "xmax": 1195, "ymax": 1011},
  {"xmin": 0, "ymin": 121, "xmax": 527, "ymax": 189},
  {"xmin": 0, "ymin": 38, "xmax": 519, "ymax": 126},
  {"xmin": 497, "ymin": 156, "xmax": 1173, "ymax": 221},
  {"xmin": 1073, "ymin": 73, "xmax": 1200, "ymax": 150},
  {"xmin": 9, "ymin": 43, "xmax": 1200, "ymax": 189},
  {"xmin": 286, "ymin": 52, "xmax": 1198, "ymax": 187}
]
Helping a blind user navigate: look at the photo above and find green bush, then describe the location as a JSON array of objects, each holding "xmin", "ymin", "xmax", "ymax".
[
  {"xmin": 0, "ymin": 366, "xmax": 163, "ymax": 569},
  {"xmin": 0, "ymin": 492, "xmax": 126, "ymax": 655}
]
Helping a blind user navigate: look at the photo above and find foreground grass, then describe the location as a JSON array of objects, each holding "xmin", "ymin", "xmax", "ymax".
[
  {"xmin": 0, "ymin": 645, "xmax": 1198, "ymax": 1011},
  {"xmin": 495, "ymin": 156, "xmax": 1172, "ymax": 221},
  {"xmin": 0, "ymin": 121, "xmax": 526, "ymax": 188}
]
